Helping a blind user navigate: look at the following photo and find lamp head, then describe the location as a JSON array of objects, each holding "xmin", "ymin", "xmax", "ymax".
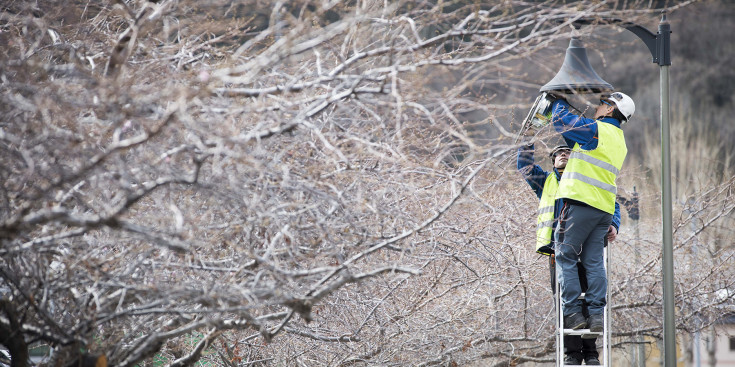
[{"xmin": 540, "ymin": 37, "xmax": 613, "ymax": 94}]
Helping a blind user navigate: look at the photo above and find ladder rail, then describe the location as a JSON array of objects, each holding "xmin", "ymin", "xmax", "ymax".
[
  {"xmin": 604, "ymin": 242, "xmax": 610, "ymax": 367},
  {"xmin": 556, "ymin": 276, "xmax": 563, "ymax": 367}
]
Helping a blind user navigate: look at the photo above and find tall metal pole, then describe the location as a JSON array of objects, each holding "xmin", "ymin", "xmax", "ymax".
[
  {"xmin": 655, "ymin": 14, "xmax": 676, "ymax": 367},
  {"xmin": 621, "ymin": 13, "xmax": 675, "ymax": 365},
  {"xmin": 661, "ymin": 61, "xmax": 676, "ymax": 366}
]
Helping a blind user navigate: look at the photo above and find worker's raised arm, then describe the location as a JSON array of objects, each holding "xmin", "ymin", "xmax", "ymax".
[
  {"xmin": 551, "ymin": 100, "xmax": 599, "ymax": 150},
  {"xmin": 517, "ymin": 143, "xmax": 548, "ymax": 199}
]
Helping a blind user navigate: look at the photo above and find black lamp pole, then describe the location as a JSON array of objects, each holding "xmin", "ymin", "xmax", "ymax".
[{"xmin": 573, "ymin": 12, "xmax": 675, "ymax": 366}]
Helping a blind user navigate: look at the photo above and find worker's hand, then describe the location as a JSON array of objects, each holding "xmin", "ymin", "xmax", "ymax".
[
  {"xmin": 523, "ymin": 126, "xmax": 537, "ymax": 136},
  {"xmin": 606, "ymin": 225, "xmax": 618, "ymax": 242}
]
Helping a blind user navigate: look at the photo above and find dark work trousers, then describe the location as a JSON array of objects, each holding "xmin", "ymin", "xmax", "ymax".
[
  {"xmin": 555, "ymin": 203, "xmax": 611, "ymax": 316},
  {"xmin": 550, "ymin": 255, "xmax": 598, "ymax": 360}
]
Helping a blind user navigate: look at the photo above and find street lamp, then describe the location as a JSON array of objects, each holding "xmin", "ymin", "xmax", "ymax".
[
  {"xmin": 532, "ymin": 12, "xmax": 675, "ymax": 366},
  {"xmin": 569, "ymin": 12, "xmax": 675, "ymax": 366}
]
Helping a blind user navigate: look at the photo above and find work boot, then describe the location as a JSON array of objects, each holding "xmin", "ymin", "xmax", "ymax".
[
  {"xmin": 564, "ymin": 312, "xmax": 587, "ymax": 330},
  {"xmin": 584, "ymin": 356, "xmax": 601, "ymax": 365},
  {"xmin": 564, "ymin": 355, "xmax": 582, "ymax": 365},
  {"xmin": 588, "ymin": 314, "xmax": 603, "ymax": 333}
]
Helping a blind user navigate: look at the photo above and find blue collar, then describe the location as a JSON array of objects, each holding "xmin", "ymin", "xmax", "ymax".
[{"xmin": 598, "ymin": 116, "xmax": 622, "ymax": 128}]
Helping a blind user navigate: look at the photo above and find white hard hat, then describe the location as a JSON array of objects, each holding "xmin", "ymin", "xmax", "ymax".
[{"xmin": 608, "ymin": 92, "xmax": 635, "ymax": 123}]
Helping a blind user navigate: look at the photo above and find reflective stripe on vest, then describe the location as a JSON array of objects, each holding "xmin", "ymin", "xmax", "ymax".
[
  {"xmin": 536, "ymin": 174, "xmax": 558, "ymax": 255},
  {"xmin": 557, "ymin": 122, "xmax": 627, "ymax": 214}
]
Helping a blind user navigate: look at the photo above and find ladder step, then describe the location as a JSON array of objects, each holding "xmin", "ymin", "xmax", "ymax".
[{"xmin": 562, "ymin": 328, "xmax": 603, "ymax": 336}]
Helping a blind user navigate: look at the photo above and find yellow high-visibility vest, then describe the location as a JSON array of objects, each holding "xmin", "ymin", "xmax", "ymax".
[
  {"xmin": 557, "ymin": 122, "xmax": 627, "ymax": 214},
  {"xmin": 536, "ymin": 173, "xmax": 558, "ymax": 255}
]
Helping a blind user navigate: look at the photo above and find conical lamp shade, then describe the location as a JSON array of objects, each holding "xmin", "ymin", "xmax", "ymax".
[{"xmin": 540, "ymin": 37, "xmax": 613, "ymax": 94}]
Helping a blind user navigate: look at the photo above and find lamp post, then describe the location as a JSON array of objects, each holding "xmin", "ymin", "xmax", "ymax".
[
  {"xmin": 532, "ymin": 11, "xmax": 674, "ymax": 365},
  {"xmin": 624, "ymin": 14, "xmax": 675, "ymax": 367},
  {"xmin": 575, "ymin": 12, "xmax": 675, "ymax": 366}
]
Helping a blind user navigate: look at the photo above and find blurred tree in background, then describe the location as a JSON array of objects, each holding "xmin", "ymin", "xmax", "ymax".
[{"xmin": 1, "ymin": 0, "xmax": 732, "ymax": 366}]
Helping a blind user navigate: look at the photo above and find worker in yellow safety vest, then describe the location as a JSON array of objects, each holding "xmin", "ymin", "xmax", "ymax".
[{"xmin": 547, "ymin": 92, "xmax": 634, "ymax": 343}]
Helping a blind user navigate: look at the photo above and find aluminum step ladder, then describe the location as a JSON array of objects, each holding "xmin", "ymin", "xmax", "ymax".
[{"xmin": 555, "ymin": 245, "xmax": 610, "ymax": 367}]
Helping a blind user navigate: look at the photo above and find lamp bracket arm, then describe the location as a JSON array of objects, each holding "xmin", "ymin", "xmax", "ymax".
[
  {"xmin": 622, "ymin": 24, "xmax": 659, "ymax": 63},
  {"xmin": 568, "ymin": 14, "xmax": 672, "ymax": 67}
]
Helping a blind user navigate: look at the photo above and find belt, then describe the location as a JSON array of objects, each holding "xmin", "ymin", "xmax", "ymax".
[{"xmin": 564, "ymin": 198, "xmax": 591, "ymax": 208}]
